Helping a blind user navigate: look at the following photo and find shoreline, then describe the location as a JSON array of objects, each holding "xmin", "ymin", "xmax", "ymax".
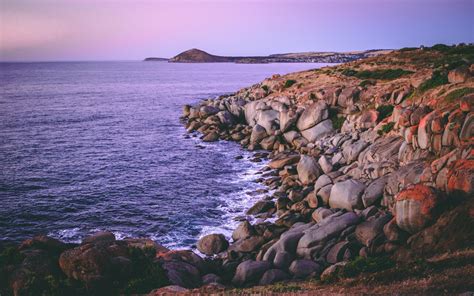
[{"xmin": 1, "ymin": 44, "xmax": 473, "ymax": 295}]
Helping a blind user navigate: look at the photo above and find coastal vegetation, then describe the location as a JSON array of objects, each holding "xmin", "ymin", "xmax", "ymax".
[
  {"xmin": 342, "ymin": 68, "xmax": 414, "ymax": 80},
  {"xmin": 283, "ymin": 79, "xmax": 297, "ymax": 88}
]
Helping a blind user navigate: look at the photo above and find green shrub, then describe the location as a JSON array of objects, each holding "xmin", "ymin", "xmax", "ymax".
[
  {"xmin": 284, "ymin": 79, "xmax": 297, "ymax": 88},
  {"xmin": 378, "ymin": 122, "xmax": 395, "ymax": 135},
  {"xmin": 0, "ymin": 247, "xmax": 24, "ymax": 266},
  {"xmin": 268, "ymin": 283, "xmax": 302, "ymax": 292},
  {"xmin": 357, "ymin": 69, "xmax": 413, "ymax": 80},
  {"xmin": 418, "ymin": 70, "xmax": 449, "ymax": 92},
  {"xmin": 328, "ymin": 108, "xmax": 345, "ymax": 130},
  {"xmin": 341, "ymin": 256, "xmax": 395, "ymax": 278},
  {"xmin": 429, "ymin": 44, "xmax": 452, "ymax": 52},
  {"xmin": 376, "ymin": 105, "xmax": 394, "ymax": 122},
  {"xmin": 261, "ymin": 85, "xmax": 269, "ymax": 93},
  {"xmin": 342, "ymin": 68, "xmax": 413, "ymax": 80},
  {"xmin": 399, "ymin": 47, "xmax": 418, "ymax": 52},
  {"xmin": 341, "ymin": 69, "xmax": 358, "ymax": 76},
  {"xmin": 359, "ymin": 79, "xmax": 376, "ymax": 88},
  {"xmin": 123, "ymin": 247, "xmax": 168, "ymax": 294},
  {"xmin": 444, "ymin": 87, "xmax": 474, "ymax": 103}
]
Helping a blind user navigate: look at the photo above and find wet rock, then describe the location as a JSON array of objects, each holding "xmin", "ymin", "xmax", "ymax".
[
  {"xmin": 259, "ymin": 269, "xmax": 290, "ymax": 285},
  {"xmin": 59, "ymin": 243, "xmax": 112, "ymax": 288},
  {"xmin": 82, "ymin": 231, "xmax": 116, "ymax": 245},
  {"xmin": 329, "ymin": 179, "xmax": 366, "ymax": 211},
  {"xmin": 268, "ymin": 153, "xmax": 300, "ymax": 169},
  {"xmin": 250, "ymin": 124, "xmax": 268, "ymax": 144},
  {"xmin": 232, "ymin": 221, "xmax": 256, "ymax": 241},
  {"xmin": 229, "ymin": 236, "xmax": 265, "ymax": 253},
  {"xmin": 232, "ymin": 260, "xmax": 271, "ymax": 286},
  {"xmin": 297, "ymin": 155, "xmax": 322, "ymax": 185},
  {"xmin": 123, "ymin": 238, "xmax": 169, "ymax": 254},
  {"xmin": 289, "ymin": 259, "xmax": 322, "ymax": 279},
  {"xmin": 395, "ymin": 184, "xmax": 442, "ymax": 234},
  {"xmin": 19, "ymin": 235, "xmax": 68, "ymax": 254},
  {"xmin": 246, "ymin": 200, "xmax": 275, "ymax": 215},
  {"xmin": 202, "ymin": 132, "xmax": 219, "ymax": 142},
  {"xmin": 217, "ymin": 110, "xmax": 235, "ymax": 126},
  {"xmin": 296, "ymin": 101, "xmax": 329, "ymax": 131},
  {"xmin": 197, "ymin": 234, "xmax": 229, "ymax": 255},
  {"xmin": 260, "ymin": 136, "xmax": 276, "ymax": 150}
]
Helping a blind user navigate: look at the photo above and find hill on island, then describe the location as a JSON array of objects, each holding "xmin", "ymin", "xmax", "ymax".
[{"xmin": 144, "ymin": 48, "xmax": 392, "ymax": 64}]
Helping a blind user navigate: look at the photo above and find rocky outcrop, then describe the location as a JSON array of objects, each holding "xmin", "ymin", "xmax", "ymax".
[{"xmin": 4, "ymin": 45, "xmax": 473, "ymax": 296}]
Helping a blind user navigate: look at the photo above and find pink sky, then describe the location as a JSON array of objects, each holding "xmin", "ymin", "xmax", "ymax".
[{"xmin": 1, "ymin": 0, "xmax": 473, "ymax": 61}]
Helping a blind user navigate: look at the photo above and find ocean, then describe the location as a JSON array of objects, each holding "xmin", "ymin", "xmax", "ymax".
[{"xmin": 0, "ymin": 61, "xmax": 327, "ymax": 249}]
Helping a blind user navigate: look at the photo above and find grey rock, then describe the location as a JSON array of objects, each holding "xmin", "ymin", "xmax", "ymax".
[
  {"xmin": 329, "ymin": 179, "xmax": 366, "ymax": 211},
  {"xmin": 289, "ymin": 259, "xmax": 322, "ymax": 279},
  {"xmin": 232, "ymin": 260, "xmax": 271, "ymax": 286},
  {"xmin": 259, "ymin": 269, "xmax": 290, "ymax": 285},
  {"xmin": 297, "ymin": 155, "xmax": 322, "ymax": 185},
  {"xmin": 296, "ymin": 101, "xmax": 329, "ymax": 131},
  {"xmin": 362, "ymin": 176, "xmax": 389, "ymax": 208},
  {"xmin": 297, "ymin": 212, "xmax": 360, "ymax": 258},
  {"xmin": 301, "ymin": 119, "xmax": 335, "ymax": 142}
]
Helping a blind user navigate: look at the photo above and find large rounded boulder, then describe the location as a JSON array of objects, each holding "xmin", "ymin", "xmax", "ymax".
[
  {"xmin": 296, "ymin": 101, "xmax": 328, "ymax": 131},
  {"xmin": 232, "ymin": 260, "xmax": 271, "ymax": 286},
  {"xmin": 297, "ymin": 155, "xmax": 321, "ymax": 185},
  {"xmin": 197, "ymin": 234, "xmax": 229, "ymax": 255},
  {"xmin": 329, "ymin": 179, "xmax": 366, "ymax": 211},
  {"xmin": 394, "ymin": 184, "xmax": 442, "ymax": 234}
]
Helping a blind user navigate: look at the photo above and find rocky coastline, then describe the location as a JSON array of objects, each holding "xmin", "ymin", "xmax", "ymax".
[{"xmin": 1, "ymin": 44, "xmax": 473, "ymax": 295}]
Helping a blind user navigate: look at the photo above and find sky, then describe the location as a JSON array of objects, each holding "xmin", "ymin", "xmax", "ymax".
[{"xmin": 0, "ymin": 0, "xmax": 473, "ymax": 61}]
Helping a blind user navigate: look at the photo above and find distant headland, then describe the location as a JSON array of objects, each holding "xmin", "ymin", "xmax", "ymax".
[{"xmin": 144, "ymin": 48, "xmax": 392, "ymax": 64}]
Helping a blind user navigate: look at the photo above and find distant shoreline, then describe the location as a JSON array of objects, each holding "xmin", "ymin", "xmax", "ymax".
[{"xmin": 144, "ymin": 48, "xmax": 392, "ymax": 64}]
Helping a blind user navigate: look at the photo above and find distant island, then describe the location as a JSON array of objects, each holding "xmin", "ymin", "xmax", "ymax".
[
  {"xmin": 143, "ymin": 57, "xmax": 168, "ymax": 62},
  {"xmin": 143, "ymin": 48, "xmax": 392, "ymax": 64}
]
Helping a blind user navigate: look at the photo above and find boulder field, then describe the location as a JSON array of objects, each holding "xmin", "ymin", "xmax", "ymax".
[{"xmin": 1, "ymin": 45, "xmax": 473, "ymax": 295}]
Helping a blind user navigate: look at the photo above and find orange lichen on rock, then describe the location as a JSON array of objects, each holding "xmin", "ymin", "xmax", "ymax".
[{"xmin": 447, "ymin": 159, "xmax": 474, "ymax": 195}]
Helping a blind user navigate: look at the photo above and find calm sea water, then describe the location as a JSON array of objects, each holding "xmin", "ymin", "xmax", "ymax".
[{"xmin": 0, "ymin": 61, "xmax": 325, "ymax": 249}]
